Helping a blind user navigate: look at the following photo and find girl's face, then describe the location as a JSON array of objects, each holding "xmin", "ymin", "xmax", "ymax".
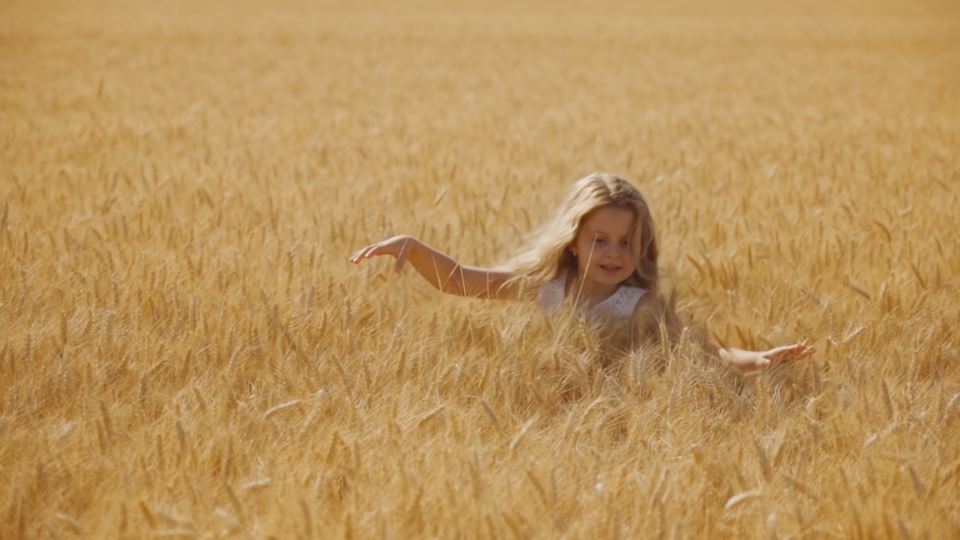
[{"xmin": 570, "ymin": 205, "xmax": 641, "ymax": 288}]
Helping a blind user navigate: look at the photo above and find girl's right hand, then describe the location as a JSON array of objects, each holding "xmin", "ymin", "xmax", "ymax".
[
  {"xmin": 349, "ymin": 235, "xmax": 420, "ymax": 273},
  {"xmin": 350, "ymin": 236, "xmax": 514, "ymax": 299}
]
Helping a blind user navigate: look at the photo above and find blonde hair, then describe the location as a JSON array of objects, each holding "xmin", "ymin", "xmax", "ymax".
[{"xmin": 504, "ymin": 172, "xmax": 659, "ymax": 293}]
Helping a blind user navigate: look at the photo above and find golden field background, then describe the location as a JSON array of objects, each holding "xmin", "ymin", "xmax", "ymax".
[{"xmin": 2, "ymin": 0, "xmax": 960, "ymax": 537}]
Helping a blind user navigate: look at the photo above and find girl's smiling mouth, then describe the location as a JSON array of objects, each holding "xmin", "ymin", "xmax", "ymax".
[{"xmin": 600, "ymin": 264, "xmax": 621, "ymax": 274}]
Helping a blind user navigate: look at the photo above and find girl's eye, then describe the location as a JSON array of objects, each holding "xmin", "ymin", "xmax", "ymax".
[{"xmin": 594, "ymin": 238, "xmax": 605, "ymax": 244}]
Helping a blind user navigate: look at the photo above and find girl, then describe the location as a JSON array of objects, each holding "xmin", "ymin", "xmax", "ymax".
[{"xmin": 350, "ymin": 172, "xmax": 815, "ymax": 371}]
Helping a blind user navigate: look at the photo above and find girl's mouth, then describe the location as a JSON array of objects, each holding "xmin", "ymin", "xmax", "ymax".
[{"xmin": 600, "ymin": 264, "xmax": 621, "ymax": 275}]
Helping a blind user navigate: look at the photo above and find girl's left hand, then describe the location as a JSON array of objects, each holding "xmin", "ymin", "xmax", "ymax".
[
  {"xmin": 722, "ymin": 340, "xmax": 817, "ymax": 372},
  {"xmin": 760, "ymin": 339, "xmax": 817, "ymax": 367},
  {"xmin": 754, "ymin": 340, "xmax": 817, "ymax": 370}
]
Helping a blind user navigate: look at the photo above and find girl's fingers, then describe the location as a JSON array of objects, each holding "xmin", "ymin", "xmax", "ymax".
[
  {"xmin": 349, "ymin": 247, "xmax": 369, "ymax": 263},
  {"xmin": 350, "ymin": 245, "xmax": 379, "ymax": 263},
  {"xmin": 770, "ymin": 342, "xmax": 817, "ymax": 366}
]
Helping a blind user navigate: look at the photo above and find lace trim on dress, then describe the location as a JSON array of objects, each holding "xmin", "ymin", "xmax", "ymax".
[{"xmin": 536, "ymin": 269, "xmax": 647, "ymax": 322}]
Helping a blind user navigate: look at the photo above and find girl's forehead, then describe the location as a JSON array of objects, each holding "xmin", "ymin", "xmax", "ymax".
[{"xmin": 582, "ymin": 206, "xmax": 640, "ymax": 233}]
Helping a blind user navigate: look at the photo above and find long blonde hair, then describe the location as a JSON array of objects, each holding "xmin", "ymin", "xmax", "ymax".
[{"xmin": 504, "ymin": 172, "xmax": 659, "ymax": 293}]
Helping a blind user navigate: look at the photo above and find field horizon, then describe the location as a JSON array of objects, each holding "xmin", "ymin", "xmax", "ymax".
[{"xmin": 2, "ymin": 0, "xmax": 959, "ymax": 538}]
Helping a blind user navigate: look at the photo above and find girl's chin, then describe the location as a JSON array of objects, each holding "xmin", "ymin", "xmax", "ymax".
[{"xmin": 591, "ymin": 270, "xmax": 623, "ymax": 283}]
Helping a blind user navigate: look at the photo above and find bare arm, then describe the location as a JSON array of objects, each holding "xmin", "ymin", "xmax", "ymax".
[
  {"xmin": 350, "ymin": 235, "xmax": 518, "ymax": 300},
  {"xmin": 633, "ymin": 293, "xmax": 816, "ymax": 372}
]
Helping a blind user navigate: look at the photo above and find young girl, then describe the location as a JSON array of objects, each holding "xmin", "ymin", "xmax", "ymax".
[{"xmin": 350, "ymin": 172, "xmax": 815, "ymax": 371}]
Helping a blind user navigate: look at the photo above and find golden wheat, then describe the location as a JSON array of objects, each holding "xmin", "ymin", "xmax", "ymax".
[{"xmin": 1, "ymin": 0, "xmax": 959, "ymax": 537}]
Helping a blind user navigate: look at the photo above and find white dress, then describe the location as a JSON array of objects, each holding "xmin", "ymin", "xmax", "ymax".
[{"xmin": 536, "ymin": 269, "xmax": 647, "ymax": 323}]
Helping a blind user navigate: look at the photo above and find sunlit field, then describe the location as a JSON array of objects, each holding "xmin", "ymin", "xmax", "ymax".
[{"xmin": 2, "ymin": 0, "xmax": 959, "ymax": 537}]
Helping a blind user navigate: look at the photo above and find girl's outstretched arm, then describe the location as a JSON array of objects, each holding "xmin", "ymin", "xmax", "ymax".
[
  {"xmin": 633, "ymin": 293, "xmax": 816, "ymax": 372},
  {"xmin": 350, "ymin": 235, "xmax": 518, "ymax": 300}
]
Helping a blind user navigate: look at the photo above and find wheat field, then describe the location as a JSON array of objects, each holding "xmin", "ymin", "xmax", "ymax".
[{"xmin": 2, "ymin": 0, "xmax": 959, "ymax": 537}]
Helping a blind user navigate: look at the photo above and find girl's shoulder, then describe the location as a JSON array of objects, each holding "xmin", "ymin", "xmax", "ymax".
[{"xmin": 630, "ymin": 286, "xmax": 662, "ymax": 311}]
